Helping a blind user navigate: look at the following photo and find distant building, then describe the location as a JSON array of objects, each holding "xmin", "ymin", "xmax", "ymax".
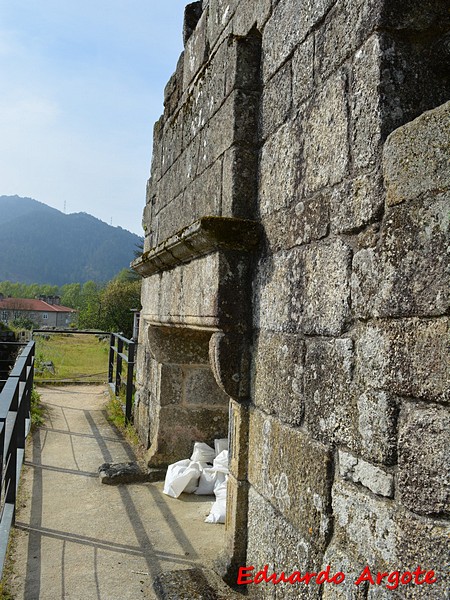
[{"xmin": 0, "ymin": 295, "xmax": 77, "ymax": 328}]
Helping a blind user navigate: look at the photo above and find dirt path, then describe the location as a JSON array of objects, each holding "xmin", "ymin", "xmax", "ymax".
[{"xmin": 9, "ymin": 385, "xmax": 224, "ymax": 600}]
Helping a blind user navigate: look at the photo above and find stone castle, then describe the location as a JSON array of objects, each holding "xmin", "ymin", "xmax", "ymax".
[{"xmin": 132, "ymin": 0, "xmax": 449, "ymax": 597}]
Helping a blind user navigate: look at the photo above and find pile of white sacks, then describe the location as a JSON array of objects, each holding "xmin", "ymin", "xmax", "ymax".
[{"xmin": 163, "ymin": 439, "xmax": 229, "ymax": 524}]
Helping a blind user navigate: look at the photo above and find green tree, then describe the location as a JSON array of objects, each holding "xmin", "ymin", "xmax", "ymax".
[
  {"xmin": 11, "ymin": 316, "xmax": 38, "ymax": 330},
  {"xmin": 78, "ymin": 281, "xmax": 102, "ymax": 329},
  {"xmin": 60, "ymin": 283, "xmax": 82, "ymax": 308},
  {"xmin": 97, "ymin": 278, "xmax": 141, "ymax": 337}
]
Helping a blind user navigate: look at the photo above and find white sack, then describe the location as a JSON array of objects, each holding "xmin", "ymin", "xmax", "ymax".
[
  {"xmin": 190, "ymin": 442, "xmax": 215, "ymax": 464},
  {"xmin": 212, "ymin": 450, "xmax": 229, "ymax": 473},
  {"xmin": 194, "ymin": 468, "xmax": 217, "ymax": 495},
  {"xmin": 214, "ymin": 438, "xmax": 228, "ymax": 456},
  {"xmin": 163, "ymin": 460, "xmax": 201, "ymax": 498},
  {"xmin": 205, "ymin": 478, "xmax": 228, "ymax": 524},
  {"xmin": 195, "ymin": 468, "xmax": 227, "ymax": 495}
]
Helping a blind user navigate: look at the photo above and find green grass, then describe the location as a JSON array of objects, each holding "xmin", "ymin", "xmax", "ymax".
[
  {"xmin": 105, "ymin": 389, "xmax": 140, "ymax": 450},
  {"xmin": 34, "ymin": 333, "xmax": 109, "ymax": 382},
  {"xmin": 30, "ymin": 387, "xmax": 45, "ymax": 429}
]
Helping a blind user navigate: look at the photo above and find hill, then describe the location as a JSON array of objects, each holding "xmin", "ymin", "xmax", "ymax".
[{"xmin": 0, "ymin": 195, "xmax": 143, "ymax": 285}]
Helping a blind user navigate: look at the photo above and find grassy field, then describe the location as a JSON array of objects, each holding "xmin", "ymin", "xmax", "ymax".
[{"xmin": 34, "ymin": 333, "xmax": 109, "ymax": 383}]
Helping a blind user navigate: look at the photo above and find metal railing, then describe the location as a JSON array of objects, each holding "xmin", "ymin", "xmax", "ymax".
[
  {"xmin": 108, "ymin": 333, "xmax": 136, "ymax": 424},
  {"xmin": 0, "ymin": 341, "xmax": 35, "ymax": 576}
]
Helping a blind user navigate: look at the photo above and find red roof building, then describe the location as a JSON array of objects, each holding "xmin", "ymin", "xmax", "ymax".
[{"xmin": 0, "ymin": 295, "xmax": 77, "ymax": 328}]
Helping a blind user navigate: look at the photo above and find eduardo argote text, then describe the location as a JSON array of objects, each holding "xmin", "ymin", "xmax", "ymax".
[{"xmin": 237, "ymin": 564, "xmax": 438, "ymax": 591}]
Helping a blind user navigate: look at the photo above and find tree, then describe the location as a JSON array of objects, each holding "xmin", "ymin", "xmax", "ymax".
[
  {"xmin": 97, "ymin": 278, "xmax": 141, "ymax": 337},
  {"xmin": 60, "ymin": 283, "xmax": 82, "ymax": 309},
  {"xmin": 78, "ymin": 281, "xmax": 102, "ymax": 329},
  {"xmin": 11, "ymin": 316, "xmax": 37, "ymax": 330}
]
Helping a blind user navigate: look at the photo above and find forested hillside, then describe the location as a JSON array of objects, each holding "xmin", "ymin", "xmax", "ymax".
[{"xmin": 0, "ymin": 195, "xmax": 142, "ymax": 285}]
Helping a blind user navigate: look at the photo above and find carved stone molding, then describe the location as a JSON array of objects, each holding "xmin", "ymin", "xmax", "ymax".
[{"xmin": 131, "ymin": 216, "xmax": 261, "ymax": 278}]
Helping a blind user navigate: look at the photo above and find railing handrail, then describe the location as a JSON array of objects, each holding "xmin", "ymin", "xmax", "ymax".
[
  {"xmin": 32, "ymin": 329, "xmax": 110, "ymax": 335},
  {"xmin": 0, "ymin": 340, "xmax": 35, "ymax": 577},
  {"xmin": 108, "ymin": 333, "xmax": 136, "ymax": 424}
]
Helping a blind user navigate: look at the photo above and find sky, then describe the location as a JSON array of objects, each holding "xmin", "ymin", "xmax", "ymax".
[{"xmin": 0, "ymin": 0, "xmax": 189, "ymax": 235}]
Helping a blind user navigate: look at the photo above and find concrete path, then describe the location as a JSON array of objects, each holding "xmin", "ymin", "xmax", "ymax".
[{"xmin": 9, "ymin": 385, "xmax": 225, "ymax": 600}]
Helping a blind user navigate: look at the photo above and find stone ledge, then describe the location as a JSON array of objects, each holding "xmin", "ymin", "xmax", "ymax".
[
  {"xmin": 98, "ymin": 462, "xmax": 166, "ymax": 485},
  {"xmin": 131, "ymin": 216, "xmax": 261, "ymax": 277}
]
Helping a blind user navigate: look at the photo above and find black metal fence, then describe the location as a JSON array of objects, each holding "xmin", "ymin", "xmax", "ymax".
[
  {"xmin": 108, "ymin": 333, "xmax": 136, "ymax": 424},
  {"xmin": 0, "ymin": 341, "xmax": 35, "ymax": 576}
]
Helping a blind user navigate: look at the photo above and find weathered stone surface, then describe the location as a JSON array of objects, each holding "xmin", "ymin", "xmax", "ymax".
[
  {"xmin": 331, "ymin": 484, "xmax": 450, "ymax": 599},
  {"xmin": 298, "ymin": 239, "xmax": 352, "ymax": 336},
  {"xmin": 183, "ymin": 8, "xmax": 209, "ymax": 89},
  {"xmin": 246, "ymin": 487, "xmax": 322, "ymax": 600},
  {"xmin": 383, "ymin": 100, "xmax": 450, "ymax": 205},
  {"xmin": 149, "ymin": 404, "xmax": 229, "ymax": 467},
  {"xmin": 261, "ymin": 189, "xmax": 330, "ymax": 253},
  {"xmin": 378, "ymin": 32, "xmax": 450, "ymax": 140},
  {"xmin": 147, "ymin": 325, "xmax": 211, "ymax": 365},
  {"xmin": 292, "ymin": 34, "xmax": 314, "ymax": 106},
  {"xmin": 261, "ymin": 60, "xmax": 292, "ymax": 140},
  {"xmin": 140, "ymin": 275, "xmax": 161, "ymax": 320},
  {"xmin": 183, "ymin": 2, "xmax": 203, "ymax": 46},
  {"xmin": 304, "ymin": 337, "xmax": 357, "ymax": 449},
  {"xmin": 231, "ymin": 0, "xmax": 271, "ymax": 38},
  {"xmin": 197, "ymin": 89, "xmax": 259, "ymax": 174},
  {"xmin": 207, "ymin": 0, "xmax": 239, "ymax": 49},
  {"xmin": 357, "ymin": 390, "xmax": 398, "ymax": 465},
  {"xmin": 160, "ymin": 113, "xmax": 184, "ymax": 177},
  {"xmin": 283, "ymin": 191, "xmax": 330, "ymax": 249},
  {"xmin": 321, "ymin": 544, "xmax": 368, "ymax": 600},
  {"xmin": 221, "ymin": 474, "xmax": 248, "ymax": 581},
  {"xmin": 393, "ymin": 509, "xmax": 450, "ymax": 600},
  {"xmin": 248, "ymin": 409, "xmax": 332, "ymax": 543},
  {"xmin": 159, "ymin": 364, "xmax": 184, "ymax": 406},
  {"xmin": 398, "ymin": 404, "xmax": 450, "ymax": 516},
  {"xmin": 352, "ymin": 195, "xmax": 450, "ymax": 318},
  {"xmin": 182, "ymin": 44, "xmax": 228, "ymax": 148},
  {"xmin": 338, "ymin": 450, "xmax": 394, "ymax": 497},
  {"xmin": 225, "ymin": 27, "xmax": 262, "ymax": 95},
  {"xmin": 221, "ymin": 145, "xmax": 258, "ymax": 219},
  {"xmin": 350, "ymin": 35, "xmax": 384, "ymax": 170},
  {"xmin": 253, "ymin": 331, "xmax": 304, "ymax": 425},
  {"xmin": 228, "ymin": 399, "xmax": 249, "ymax": 481},
  {"xmin": 184, "ymin": 366, "xmax": 229, "ymax": 405},
  {"xmin": 355, "ymin": 318, "xmax": 449, "ymax": 402},
  {"xmin": 315, "ymin": 0, "xmax": 380, "ymax": 82},
  {"xmin": 255, "ymin": 240, "xmax": 351, "ymax": 335},
  {"xmin": 246, "ymin": 487, "xmax": 277, "ymax": 600},
  {"xmin": 330, "ymin": 170, "xmax": 384, "ymax": 234},
  {"xmin": 303, "ymin": 70, "xmax": 349, "ymax": 193},
  {"xmin": 159, "ymin": 267, "xmax": 183, "ymax": 321},
  {"xmin": 180, "ymin": 254, "xmax": 220, "ymax": 325},
  {"xmin": 155, "ymin": 191, "xmax": 186, "ymax": 246},
  {"xmin": 332, "ymin": 480, "xmax": 397, "ymax": 567},
  {"xmin": 254, "ymin": 251, "xmax": 295, "ymax": 333},
  {"xmin": 262, "ymin": 0, "xmax": 335, "ymax": 80},
  {"xmin": 259, "ymin": 118, "xmax": 302, "ymax": 217},
  {"xmin": 164, "ymin": 52, "xmax": 184, "ymax": 117},
  {"xmin": 184, "ymin": 158, "xmax": 223, "ymax": 221},
  {"xmin": 98, "ymin": 462, "xmax": 147, "ymax": 485}
]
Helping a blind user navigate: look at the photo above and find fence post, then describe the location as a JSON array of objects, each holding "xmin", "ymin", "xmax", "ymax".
[
  {"xmin": 108, "ymin": 334, "xmax": 115, "ymax": 387},
  {"xmin": 115, "ymin": 338, "xmax": 123, "ymax": 396},
  {"xmin": 125, "ymin": 341, "xmax": 135, "ymax": 423}
]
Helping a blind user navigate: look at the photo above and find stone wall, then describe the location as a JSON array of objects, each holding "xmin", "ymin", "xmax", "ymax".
[{"xmin": 133, "ymin": 1, "xmax": 449, "ymax": 597}]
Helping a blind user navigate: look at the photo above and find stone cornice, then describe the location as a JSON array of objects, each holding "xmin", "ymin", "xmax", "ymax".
[{"xmin": 131, "ymin": 216, "xmax": 261, "ymax": 277}]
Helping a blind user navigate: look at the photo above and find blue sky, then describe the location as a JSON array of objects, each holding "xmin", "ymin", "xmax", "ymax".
[{"xmin": 0, "ymin": 0, "xmax": 189, "ymax": 234}]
